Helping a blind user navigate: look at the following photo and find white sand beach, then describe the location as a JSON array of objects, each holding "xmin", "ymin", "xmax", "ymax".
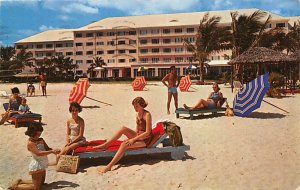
[{"xmin": 0, "ymin": 82, "xmax": 299, "ymax": 190}]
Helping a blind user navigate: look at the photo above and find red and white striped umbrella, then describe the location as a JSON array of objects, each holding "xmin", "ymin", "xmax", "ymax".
[
  {"xmin": 132, "ymin": 76, "xmax": 147, "ymax": 91},
  {"xmin": 179, "ymin": 75, "xmax": 192, "ymax": 92},
  {"xmin": 69, "ymin": 78, "xmax": 90, "ymax": 104}
]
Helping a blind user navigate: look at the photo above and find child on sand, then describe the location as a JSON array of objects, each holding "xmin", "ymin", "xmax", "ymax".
[
  {"xmin": 9, "ymin": 123, "xmax": 60, "ymax": 190},
  {"xmin": 57, "ymin": 102, "xmax": 87, "ymax": 161},
  {"xmin": 93, "ymin": 97, "xmax": 153, "ymax": 173}
]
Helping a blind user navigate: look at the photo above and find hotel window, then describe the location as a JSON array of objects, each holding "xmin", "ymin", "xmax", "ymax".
[
  {"xmin": 129, "ymin": 31, "xmax": 136, "ymax": 35},
  {"xmin": 151, "ymin": 39, "xmax": 159, "ymax": 44},
  {"xmin": 107, "ymin": 50, "xmax": 115, "ymax": 54},
  {"xmin": 75, "ymin": 33, "xmax": 83, "ymax": 38},
  {"xmin": 163, "ymin": 29, "xmax": 170, "ymax": 34},
  {"xmin": 55, "ymin": 43, "xmax": 63, "ymax": 48},
  {"xmin": 86, "ymin": 42, "xmax": 93, "ymax": 46},
  {"xmin": 76, "ymin": 51, "xmax": 83, "ymax": 55},
  {"xmin": 16, "ymin": 45, "xmax": 23, "ymax": 49},
  {"xmin": 140, "ymin": 49, "xmax": 148, "ymax": 54},
  {"xmin": 140, "ymin": 58, "xmax": 148, "ymax": 63},
  {"xmin": 140, "ymin": 39, "xmax": 148, "ymax": 45},
  {"xmin": 76, "ymin": 60, "xmax": 83, "ymax": 64},
  {"xmin": 174, "ymin": 37, "xmax": 182, "ymax": 43},
  {"xmin": 56, "ymin": 52, "xmax": 63, "ymax": 56},
  {"xmin": 36, "ymin": 53, "xmax": 43, "ymax": 57},
  {"xmin": 76, "ymin": 43, "xmax": 83, "ymax": 47},
  {"xmin": 96, "ymin": 42, "xmax": 104, "ymax": 46},
  {"xmin": 276, "ymin": 23, "xmax": 285, "ymax": 28},
  {"xmin": 108, "ymin": 59, "xmax": 115, "ymax": 63},
  {"xmin": 175, "ymin": 47, "xmax": 183, "ymax": 53},
  {"xmin": 66, "ymin": 52, "xmax": 73, "ymax": 56},
  {"xmin": 151, "ymin": 29, "xmax": 160, "ymax": 34},
  {"xmin": 163, "ymin": 58, "xmax": 172, "ymax": 63},
  {"xmin": 118, "ymin": 40, "xmax": 126, "ymax": 45},
  {"xmin": 163, "ymin": 48, "xmax": 171, "ymax": 53},
  {"xmin": 36, "ymin": 44, "xmax": 43, "ymax": 49},
  {"xmin": 187, "ymin": 28, "xmax": 195, "ymax": 33},
  {"xmin": 96, "ymin": 32, "xmax": 103, "ymax": 36},
  {"xmin": 97, "ymin": 51, "xmax": 104, "ymax": 55},
  {"xmin": 118, "ymin": 49, "xmax": 126, "ymax": 54},
  {"xmin": 107, "ymin": 32, "xmax": 115, "ymax": 36},
  {"xmin": 65, "ymin": 43, "xmax": 73, "ymax": 47},
  {"xmin": 129, "ymin": 58, "xmax": 136, "ymax": 62},
  {"xmin": 86, "ymin": 51, "xmax": 93, "ymax": 55},
  {"xmin": 46, "ymin": 44, "xmax": 53, "ymax": 48},
  {"xmin": 140, "ymin": 30, "xmax": 148, "ymax": 35},
  {"xmin": 211, "ymin": 55, "xmax": 220, "ymax": 60},
  {"xmin": 265, "ymin": 23, "xmax": 272, "ymax": 29},
  {"xmin": 163, "ymin": 39, "xmax": 171, "ymax": 44},
  {"xmin": 158, "ymin": 68, "xmax": 169, "ymax": 77},
  {"xmin": 175, "ymin": 28, "xmax": 183, "ymax": 33},
  {"xmin": 86, "ymin": 60, "xmax": 93, "ymax": 64},
  {"xmin": 175, "ymin": 57, "xmax": 184, "ymax": 62},
  {"xmin": 117, "ymin": 31, "xmax": 126, "ymax": 36},
  {"xmin": 187, "ymin": 57, "xmax": 193, "ymax": 62},
  {"xmin": 86, "ymin": 33, "xmax": 94, "ymax": 37},
  {"xmin": 152, "ymin": 48, "xmax": 159, "ymax": 53},
  {"xmin": 186, "ymin": 37, "xmax": 195, "ymax": 43},
  {"xmin": 129, "ymin": 49, "xmax": 136, "ymax": 53},
  {"xmin": 118, "ymin": 59, "xmax": 126, "ymax": 63},
  {"xmin": 107, "ymin": 41, "xmax": 115, "ymax": 46},
  {"xmin": 129, "ymin": 40, "xmax": 136, "ymax": 45},
  {"xmin": 46, "ymin": 53, "xmax": 53, "ymax": 57},
  {"xmin": 26, "ymin": 45, "xmax": 33, "ymax": 49},
  {"xmin": 152, "ymin": 57, "xmax": 160, "ymax": 63}
]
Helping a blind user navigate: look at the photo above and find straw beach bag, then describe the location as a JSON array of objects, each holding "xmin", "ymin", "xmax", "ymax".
[{"xmin": 56, "ymin": 154, "xmax": 80, "ymax": 174}]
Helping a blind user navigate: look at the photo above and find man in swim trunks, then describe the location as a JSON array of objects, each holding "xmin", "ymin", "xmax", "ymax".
[{"xmin": 162, "ymin": 66, "xmax": 180, "ymax": 115}]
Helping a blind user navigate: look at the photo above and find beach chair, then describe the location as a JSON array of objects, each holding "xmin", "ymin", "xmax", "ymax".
[
  {"xmin": 74, "ymin": 122, "xmax": 190, "ymax": 160},
  {"xmin": 233, "ymin": 80, "xmax": 243, "ymax": 93},
  {"xmin": 2, "ymin": 103, "xmax": 42, "ymax": 128},
  {"xmin": 175, "ymin": 98, "xmax": 227, "ymax": 120}
]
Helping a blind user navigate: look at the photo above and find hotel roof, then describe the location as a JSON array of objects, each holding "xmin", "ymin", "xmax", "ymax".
[
  {"xmin": 78, "ymin": 8, "xmax": 287, "ymax": 31},
  {"xmin": 286, "ymin": 16, "xmax": 300, "ymax": 26},
  {"xmin": 15, "ymin": 29, "xmax": 74, "ymax": 44}
]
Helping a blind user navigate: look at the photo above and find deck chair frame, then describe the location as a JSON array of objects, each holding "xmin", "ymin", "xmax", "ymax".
[{"xmin": 175, "ymin": 98, "xmax": 227, "ymax": 120}]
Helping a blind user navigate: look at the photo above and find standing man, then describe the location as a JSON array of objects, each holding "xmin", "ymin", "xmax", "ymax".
[
  {"xmin": 162, "ymin": 66, "xmax": 180, "ymax": 115},
  {"xmin": 40, "ymin": 72, "xmax": 47, "ymax": 96}
]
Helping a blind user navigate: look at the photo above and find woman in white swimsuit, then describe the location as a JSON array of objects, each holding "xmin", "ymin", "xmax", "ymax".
[{"xmin": 57, "ymin": 102, "xmax": 87, "ymax": 161}]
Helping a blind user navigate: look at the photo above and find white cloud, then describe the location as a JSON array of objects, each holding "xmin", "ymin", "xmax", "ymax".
[
  {"xmin": 17, "ymin": 29, "xmax": 36, "ymax": 36},
  {"xmin": 0, "ymin": 0, "xmax": 38, "ymax": 8},
  {"xmin": 0, "ymin": 40, "xmax": 4, "ymax": 46},
  {"xmin": 39, "ymin": 25, "xmax": 59, "ymax": 31},
  {"xmin": 59, "ymin": 15, "xmax": 71, "ymax": 21},
  {"xmin": 43, "ymin": 0, "xmax": 98, "ymax": 14}
]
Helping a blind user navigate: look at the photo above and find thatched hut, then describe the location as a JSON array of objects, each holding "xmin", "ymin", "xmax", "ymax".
[
  {"xmin": 289, "ymin": 50, "xmax": 300, "ymax": 82},
  {"xmin": 228, "ymin": 47, "xmax": 298, "ymax": 84}
]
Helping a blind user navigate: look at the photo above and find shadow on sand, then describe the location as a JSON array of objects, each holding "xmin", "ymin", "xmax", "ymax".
[
  {"xmin": 180, "ymin": 113, "xmax": 224, "ymax": 120},
  {"xmin": 78, "ymin": 152, "xmax": 195, "ymax": 173},
  {"xmin": 246, "ymin": 111, "xmax": 286, "ymax": 119},
  {"xmin": 44, "ymin": 181, "xmax": 79, "ymax": 189}
]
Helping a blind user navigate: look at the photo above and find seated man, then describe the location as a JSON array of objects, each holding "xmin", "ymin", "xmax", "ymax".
[
  {"xmin": 183, "ymin": 83, "xmax": 223, "ymax": 110},
  {"xmin": 27, "ymin": 83, "xmax": 35, "ymax": 96}
]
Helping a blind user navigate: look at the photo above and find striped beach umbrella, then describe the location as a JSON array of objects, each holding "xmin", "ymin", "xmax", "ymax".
[
  {"xmin": 179, "ymin": 75, "xmax": 192, "ymax": 92},
  {"xmin": 69, "ymin": 78, "xmax": 90, "ymax": 104},
  {"xmin": 132, "ymin": 76, "xmax": 147, "ymax": 91},
  {"xmin": 233, "ymin": 73, "xmax": 270, "ymax": 117}
]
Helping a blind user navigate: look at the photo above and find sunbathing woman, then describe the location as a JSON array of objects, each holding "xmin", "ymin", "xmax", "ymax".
[
  {"xmin": 57, "ymin": 102, "xmax": 87, "ymax": 161},
  {"xmin": 9, "ymin": 123, "xmax": 60, "ymax": 190},
  {"xmin": 0, "ymin": 87, "xmax": 22, "ymax": 125},
  {"xmin": 94, "ymin": 97, "xmax": 153, "ymax": 173},
  {"xmin": 183, "ymin": 83, "xmax": 223, "ymax": 110}
]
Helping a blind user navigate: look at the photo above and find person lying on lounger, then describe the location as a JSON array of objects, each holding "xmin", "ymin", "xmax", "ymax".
[
  {"xmin": 57, "ymin": 102, "xmax": 87, "ymax": 162},
  {"xmin": 93, "ymin": 97, "xmax": 153, "ymax": 173},
  {"xmin": 183, "ymin": 83, "xmax": 223, "ymax": 110}
]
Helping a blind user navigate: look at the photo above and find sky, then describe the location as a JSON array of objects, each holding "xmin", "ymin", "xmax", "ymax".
[{"xmin": 0, "ymin": 0, "xmax": 300, "ymax": 46}]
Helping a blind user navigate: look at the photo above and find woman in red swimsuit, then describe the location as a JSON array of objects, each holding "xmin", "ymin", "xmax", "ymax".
[{"xmin": 94, "ymin": 97, "xmax": 153, "ymax": 173}]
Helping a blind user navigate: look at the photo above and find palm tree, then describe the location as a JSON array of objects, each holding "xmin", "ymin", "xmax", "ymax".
[
  {"xmin": 183, "ymin": 13, "xmax": 231, "ymax": 82},
  {"xmin": 87, "ymin": 56, "xmax": 106, "ymax": 78},
  {"xmin": 0, "ymin": 46, "xmax": 16, "ymax": 70},
  {"xmin": 52, "ymin": 55, "xmax": 75, "ymax": 79}
]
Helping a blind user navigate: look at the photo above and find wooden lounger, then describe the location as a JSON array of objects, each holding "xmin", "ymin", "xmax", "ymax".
[
  {"xmin": 74, "ymin": 122, "xmax": 190, "ymax": 160},
  {"xmin": 175, "ymin": 98, "xmax": 227, "ymax": 120}
]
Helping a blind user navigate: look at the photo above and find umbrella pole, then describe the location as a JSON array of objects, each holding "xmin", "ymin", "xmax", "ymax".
[
  {"xmin": 262, "ymin": 100, "xmax": 289, "ymax": 114},
  {"xmin": 86, "ymin": 96, "xmax": 112, "ymax": 106}
]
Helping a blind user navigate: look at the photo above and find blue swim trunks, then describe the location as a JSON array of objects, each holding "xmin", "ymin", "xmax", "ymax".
[{"xmin": 168, "ymin": 87, "xmax": 178, "ymax": 94}]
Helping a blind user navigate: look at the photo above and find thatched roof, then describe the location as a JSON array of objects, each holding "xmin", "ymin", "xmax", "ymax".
[
  {"xmin": 228, "ymin": 47, "xmax": 296, "ymax": 65},
  {"xmin": 289, "ymin": 50, "xmax": 300, "ymax": 61}
]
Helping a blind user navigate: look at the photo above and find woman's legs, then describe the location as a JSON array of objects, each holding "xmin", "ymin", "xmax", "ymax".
[
  {"xmin": 93, "ymin": 126, "xmax": 137, "ymax": 150},
  {"xmin": 184, "ymin": 99, "xmax": 208, "ymax": 110},
  {"xmin": 0, "ymin": 111, "xmax": 11, "ymax": 125},
  {"xmin": 57, "ymin": 142, "xmax": 85, "ymax": 162},
  {"xmin": 98, "ymin": 141, "xmax": 146, "ymax": 173}
]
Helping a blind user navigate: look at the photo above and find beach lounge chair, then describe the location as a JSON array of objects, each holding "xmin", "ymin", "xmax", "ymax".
[
  {"xmin": 0, "ymin": 90, "xmax": 9, "ymax": 98},
  {"xmin": 2, "ymin": 103, "xmax": 42, "ymax": 128},
  {"xmin": 175, "ymin": 98, "xmax": 227, "ymax": 120},
  {"xmin": 74, "ymin": 122, "xmax": 190, "ymax": 160}
]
